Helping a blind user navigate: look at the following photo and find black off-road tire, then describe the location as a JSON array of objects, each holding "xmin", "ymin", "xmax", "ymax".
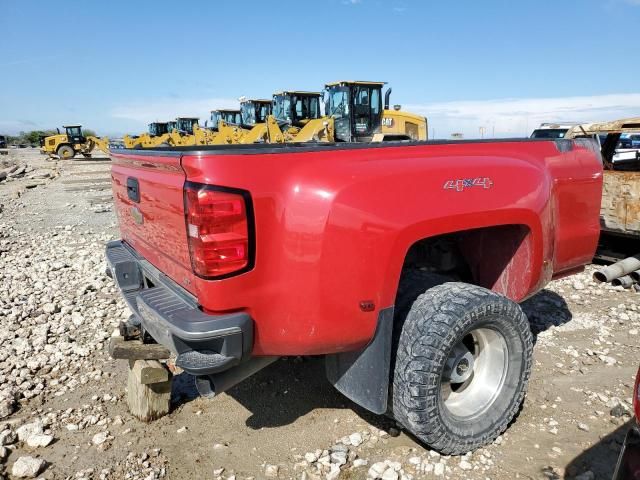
[
  {"xmin": 57, "ymin": 145, "xmax": 75, "ymax": 159},
  {"xmin": 391, "ymin": 281, "xmax": 533, "ymax": 455}
]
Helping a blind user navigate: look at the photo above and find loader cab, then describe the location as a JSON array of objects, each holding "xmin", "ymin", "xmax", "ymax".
[
  {"xmin": 272, "ymin": 91, "xmax": 322, "ymax": 127},
  {"xmin": 148, "ymin": 122, "xmax": 168, "ymax": 136},
  {"xmin": 324, "ymin": 81, "xmax": 384, "ymax": 142},
  {"xmin": 148, "ymin": 122, "xmax": 169, "ymax": 136},
  {"xmin": 64, "ymin": 125, "xmax": 86, "ymax": 145},
  {"xmin": 209, "ymin": 111, "xmax": 222, "ymax": 131},
  {"xmin": 176, "ymin": 117, "xmax": 199, "ymax": 135},
  {"xmin": 240, "ymin": 100, "xmax": 272, "ymax": 127},
  {"xmin": 209, "ymin": 110, "xmax": 242, "ymax": 130},
  {"xmin": 222, "ymin": 110, "xmax": 242, "ymax": 125}
]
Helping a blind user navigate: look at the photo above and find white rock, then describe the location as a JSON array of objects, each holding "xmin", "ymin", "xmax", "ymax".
[
  {"xmin": 16, "ymin": 421, "xmax": 43, "ymax": 442},
  {"xmin": 387, "ymin": 461, "xmax": 401, "ymax": 471},
  {"xmin": 304, "ymin": 452, "xmax": 318, "ymax": 463},
  {"xmin": 0, "ymin": 429, "xmax": 17, "ymax": 445},
  {"xmin": 459, "ymin": 459, "xmax": 473, "ymax": 470},
  {"xmin": 92, "ymin": 431, "xmax": 109, "ymax": 445},
  {"xmin": 26, "ymin": 433, "xmax": 54, "ymax": 448},
  {"xmin": 0, "ymin": 398, "xmax": 15, "ymax": 419},
  {"xmin": 265, "ymin": 464, "xmax": 279, "ymax": 477},
  {"xmin": 176, "ymin": 426, "xmax": 187, "ymax": 434},
  {"xmin": 408, "ymin": 457, "xmax": 421, "ymax": 465},
  {"xmin": 353, "ymin": 459, "xmax": 368, "ymax": 468},
  {"xmin": 326, "ymin": 464, "xmax": 341, "ymax": 480},
  {"xmin": 11, "ymin": 456, "xmax": 46, "ymax": 478},
  {"xmin": 368, "ymin": 461, "xmax": 387, "ymax": 479},
  {"xmin": 349, "ymin": 432, "xmax": 363, "ymax": 447},
  {"xmin": 382, "ymin": 468, "xmax": 399, "ymax": 480},
  {"xmin": 434, "ymin": 463, "xmax": 445, "ymax": 476},
  {"xmin": 330, "ymin": 451, "xmax": 347, "ymax": 465}
]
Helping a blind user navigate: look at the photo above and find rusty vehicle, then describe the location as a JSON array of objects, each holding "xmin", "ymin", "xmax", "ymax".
[{"xmin": 565, "ymin": 118, "xmax": 640, "ymax": 246}]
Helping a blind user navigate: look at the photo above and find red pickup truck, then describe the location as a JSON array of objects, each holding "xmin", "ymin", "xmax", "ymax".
[{"xmin": 106, "ymin": 138, "xmax": 602, "ymax": 454}]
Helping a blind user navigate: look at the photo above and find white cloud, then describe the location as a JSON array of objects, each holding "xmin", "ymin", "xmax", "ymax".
[
  {"xmin": 110, "ymin": 96, "xmax": 239, "ymax": 125},
  {"xmin": 405, "ymin": 93, "xmax": 640, "ymax": 139}
]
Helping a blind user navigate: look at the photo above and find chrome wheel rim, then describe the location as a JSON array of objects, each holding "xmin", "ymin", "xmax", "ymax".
[{"xmin": 440, "ymin": 327, "xmax": 508, "ymax": 419}]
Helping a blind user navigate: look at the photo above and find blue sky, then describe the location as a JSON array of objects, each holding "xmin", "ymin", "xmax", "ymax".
[{"xmin": 1, "ymin": 0, "xmax": 639, "ymax": 138}]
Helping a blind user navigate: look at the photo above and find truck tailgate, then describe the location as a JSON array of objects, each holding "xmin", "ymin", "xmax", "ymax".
[{"xmin": 110, "ymin": 151, "xmax": 196, "ymax": 294}]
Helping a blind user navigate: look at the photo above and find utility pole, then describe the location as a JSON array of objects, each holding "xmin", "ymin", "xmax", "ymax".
[{"xmin": 479, "ymin": 126, "xmax": 486, "ymax": 139}]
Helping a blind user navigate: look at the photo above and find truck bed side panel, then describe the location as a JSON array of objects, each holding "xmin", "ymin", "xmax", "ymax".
[{"xmin": 173, "ymin": 139, "xmax": 601, "ymax": 356}]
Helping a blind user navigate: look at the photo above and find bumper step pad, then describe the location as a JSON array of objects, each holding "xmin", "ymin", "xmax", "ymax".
[{"xmin": 176, "ymin": 350, "xmax": 236, "ymax": 375}]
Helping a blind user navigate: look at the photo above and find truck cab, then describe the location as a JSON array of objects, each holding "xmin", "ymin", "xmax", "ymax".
[{"xmin": 530, "ymin": 122, "xmax": 581, "ymax": 139}]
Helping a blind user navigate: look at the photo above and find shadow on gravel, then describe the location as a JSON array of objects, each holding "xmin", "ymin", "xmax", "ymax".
[
  {"xmin": 210, "ymin": 356, "xmax": 396, "ymax": 431},
  {"xmin": 171, "ymin": 372, "xmax": 200, "ymax": 406},
  {"xmin": 521, "ymin": 289, "xmax": 573, "ymax": 342},
  {"xmin": 565, "ymin": 421, "xmax": 630, "ymax": 479},
  {"xmin": 169, "ymin": 290, "xmax": 573, "ymax": 429}
]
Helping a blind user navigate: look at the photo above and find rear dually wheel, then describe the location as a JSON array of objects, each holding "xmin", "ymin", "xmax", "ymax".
[{"xmin": 391, "ymin": 281, "xmax": 533, "ymax": 454}]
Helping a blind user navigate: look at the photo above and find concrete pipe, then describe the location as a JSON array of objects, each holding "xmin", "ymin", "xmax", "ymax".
[
  {"xmin": 630, "ymin": 269, "xmax": 640, "ymax": 282},
  {"xmin": 612, "ymin": 275, "xmax": 636, "ymax": 289},
  {"xmin": 594, "ymin": 255, "xmax": 640, "ymax": 283}
]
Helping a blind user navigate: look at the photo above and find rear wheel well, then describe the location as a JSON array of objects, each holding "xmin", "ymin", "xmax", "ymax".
[{"xmin": 396, "ymin": 224, "xmax": 533, "ymax": 303}]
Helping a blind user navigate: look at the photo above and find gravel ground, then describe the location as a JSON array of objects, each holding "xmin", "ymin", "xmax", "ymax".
[{"xmin": 0, "ymin": 148, "xmax": 638, "ymax": 480}]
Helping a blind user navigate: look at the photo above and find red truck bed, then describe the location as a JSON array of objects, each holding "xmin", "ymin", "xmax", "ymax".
[
  {"xmin": 106, "ymin": 138, "xmax": 602, "ymax": 454},
  {"xmin": 109, "ymin": 139, "xmax": 601, "ymax": 354}
]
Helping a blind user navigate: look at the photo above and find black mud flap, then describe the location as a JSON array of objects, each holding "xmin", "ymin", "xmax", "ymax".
[{"xmin": 325, "ymin": 307, "xmax": 394, "ymax": 415}]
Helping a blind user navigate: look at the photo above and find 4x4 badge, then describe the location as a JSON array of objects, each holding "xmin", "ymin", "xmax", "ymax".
[{"xmin": 443, "ymin": 177, "xmax": 494, "ymax": 192}]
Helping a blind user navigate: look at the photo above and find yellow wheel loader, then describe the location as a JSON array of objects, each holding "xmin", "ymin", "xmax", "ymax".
[
  {"xmin": 208, "ymin": 109, "xmax": 242, "ymax": 130},
  {"xmin": 40, "ymin": 125, "xmax": 110, "ymax": 159},
  {"xmin": 239, "ymin": 81, "xmax": 428, "ymax": 144},
  {"xmin": 125, "ymin": 118, "xmax": 202, "ymax": 149},
  {"xmin": 294, "ymin": 81, "xmax": 428, "ymax": 143},
  {"xmin": 123, "ymin": 122, "xmax": 170, "ymax": 148}
]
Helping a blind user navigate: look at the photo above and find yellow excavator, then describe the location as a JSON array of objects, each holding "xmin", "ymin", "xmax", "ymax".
[{"xmin": 40, "ymin": 125, "xmax": 110, "ymax": 159}]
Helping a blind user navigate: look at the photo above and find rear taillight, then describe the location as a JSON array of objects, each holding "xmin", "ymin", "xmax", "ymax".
[
  {"xmin": 634, "ymin": 367, "xmax": 640, "ymax": 422},
  {"xmin": 184, "ymin": 183, "xmax": 253, "ymax": 278}
]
